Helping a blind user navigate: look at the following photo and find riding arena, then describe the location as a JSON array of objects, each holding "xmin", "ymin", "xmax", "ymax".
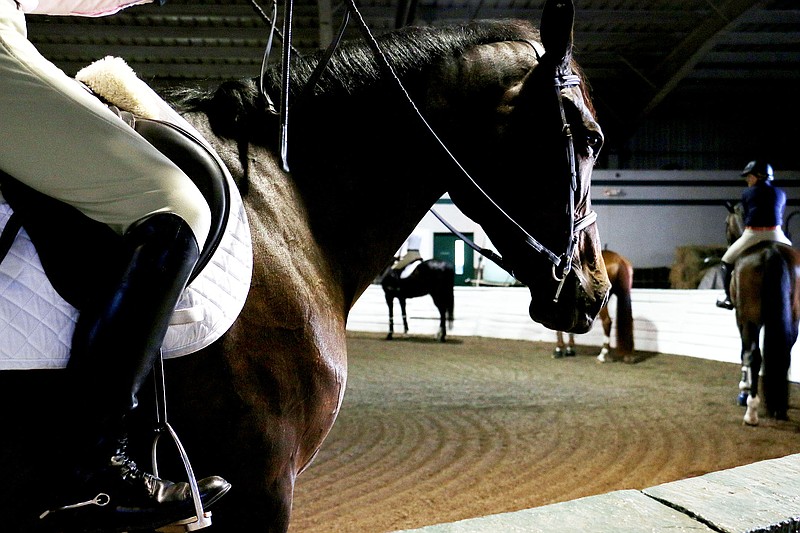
[{"xmin": 2, "ymin": 1, "xmax": 800, "ymax": 532}]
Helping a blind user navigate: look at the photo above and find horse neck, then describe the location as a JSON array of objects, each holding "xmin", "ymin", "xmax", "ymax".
[
  {"xmin": 219, "ymin": 130, "xmax": 445, "ymax": 309},
  {"xmin": 310, "ymin": 181, "xmax": 445, "ymax": 306}
]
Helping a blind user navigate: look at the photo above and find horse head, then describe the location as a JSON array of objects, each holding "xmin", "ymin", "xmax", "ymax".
[
  {"xmin": 725, "ymin": 201, "xmax": 745, "ymax": 245},
  {"xmin": 441, "ymin": 0, "xmax": 609, "ymax": 333}
]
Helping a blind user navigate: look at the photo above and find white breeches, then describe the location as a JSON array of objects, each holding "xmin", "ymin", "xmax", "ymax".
[
  {"xmin": 0, "ymin": 0, "xmax": 210, "ymax": 244},
  {"xmin": 722, "ymin": 227, "xmax": 792, "ymax": 264}
]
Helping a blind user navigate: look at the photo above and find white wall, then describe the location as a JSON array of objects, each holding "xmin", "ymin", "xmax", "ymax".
[{"xmin": 347, "ymin": 285, "xmax": 799, "ymax": 383}]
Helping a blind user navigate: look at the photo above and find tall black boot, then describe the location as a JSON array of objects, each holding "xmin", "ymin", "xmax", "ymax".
[
  {"xmin": 716, "ymin": 261, "xmax": 734, "ymax": 310},
  {"xmin": 46, "ymin": 213, "xmax": 230, "ymax": 532}
]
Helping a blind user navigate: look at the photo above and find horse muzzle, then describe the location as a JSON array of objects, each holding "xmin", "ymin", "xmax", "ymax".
[{"xmin": 524, "ymin": 267, "xmax": 609, "ymax": 333}]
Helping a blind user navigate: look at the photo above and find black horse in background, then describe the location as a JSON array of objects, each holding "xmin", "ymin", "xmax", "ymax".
[{"xmin": 381, "ymin": 259, "xmax": 455, "ymax": 341}]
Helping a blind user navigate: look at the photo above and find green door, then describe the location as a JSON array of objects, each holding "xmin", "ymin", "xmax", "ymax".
[{"xmin": 433, "ymin": 232, "xmax": 474, "ymax": 286}]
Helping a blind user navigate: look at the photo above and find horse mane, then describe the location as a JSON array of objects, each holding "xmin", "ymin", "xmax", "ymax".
[{"xmin": 168, "ymin": 19, "xmax": 593, "ymax": 143}]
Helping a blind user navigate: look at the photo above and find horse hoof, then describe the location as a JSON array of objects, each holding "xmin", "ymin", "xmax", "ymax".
[
  {"xmin": 743, "ymin": 395, "xmax": 760, "ymax": 425},
  {"xmin": 565, "ymin": 348, "xmax": 576, "ymax": 357},
  {"xmin": 386, "ymin": 334, "xmax": 393, "ymax": 340},
  {"xmin": 552, "ymin": 348, "xmax": 564, "ymax": 359}
]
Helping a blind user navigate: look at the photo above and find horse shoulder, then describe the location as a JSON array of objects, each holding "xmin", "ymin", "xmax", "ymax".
[{"xmin": 219, "ymin": 279, "xmax": 348, "ymax": 465}]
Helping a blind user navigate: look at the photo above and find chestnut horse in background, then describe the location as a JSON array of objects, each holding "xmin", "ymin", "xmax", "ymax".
[
  {"xmin": 0, "ymin": 3, "xmax": 609, "ymax": 532},
  {"xmin": 555, "ymin": 249, "xmax": 634, "ymax": 362}
]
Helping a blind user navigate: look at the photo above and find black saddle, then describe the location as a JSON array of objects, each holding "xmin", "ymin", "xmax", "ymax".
[{"xmin": 0, "ymin": 107, "xmax": 230, "ymax": 310}]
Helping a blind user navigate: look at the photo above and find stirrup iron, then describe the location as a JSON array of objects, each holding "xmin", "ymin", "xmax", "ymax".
[{"xmin": 152, "ymin": 350, "xmax": 213, "ymax": 532}]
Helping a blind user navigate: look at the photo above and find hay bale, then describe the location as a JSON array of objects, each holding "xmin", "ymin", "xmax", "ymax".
[{"xmin": 670, "ymin": 245, "xmax": 726, "ymax": 289}]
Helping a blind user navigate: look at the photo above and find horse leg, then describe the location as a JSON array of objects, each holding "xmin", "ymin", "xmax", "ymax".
[
  {"xmin": 400, "ymin": 298, "xmax": 409, "ymax": 335},
  {"xmin": 566, "ymin": 333, "xmax": 576, "ymax": 357},
  {"xmin": 386, "ymin": 294, "xmax": 395, "ymax": 340},
  {"xmin": 596, "ymin": 307, "xmax": 612, "ymax": 363},
  {"xmin": 431, "ymin": 293, "xmax": 447, "ymax": 342},
  {"xmin": 554, "ymin": 331, "xmax": 565, "ymax": 358},
  {"xmin": 741, "ymin": 323, "xmax": 762, "ymax": 426},
  {"xmin": 436, "ymin": 307, "xmax": 446, "ymax": 342}
]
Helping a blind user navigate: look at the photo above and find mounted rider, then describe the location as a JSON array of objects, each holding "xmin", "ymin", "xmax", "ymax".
[
  {"xmin": 716, "ymin": 160, "xmax": 792, "ymax": 310},
  {"xmin": 391, "ymin": 233, "xmax": 423, "ymax": 273},
  {"xmin": 0, "ymin": 0, "xmax": 230, "ymax": 530}
]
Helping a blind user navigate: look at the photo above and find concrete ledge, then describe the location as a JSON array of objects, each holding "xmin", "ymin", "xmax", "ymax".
[
  {"xmin": 394, "ymin": 454, "xmax": 800, "ymax": 533},
  {"xmin": 394, "ymin": 490, "xmax": 715, "ymax": 532},
  {"xmin": 645, "ymin": 454, "xmax": 800, "ymax": 533}
]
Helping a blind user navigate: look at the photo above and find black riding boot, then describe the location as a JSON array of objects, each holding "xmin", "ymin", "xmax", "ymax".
[
  {"xmin": 715, "ymin": 261, "xmax": 734, "ymax": 310},
  {"xmin": 45, "ymin": 213, "xmax": 230, "ymax": 532}
]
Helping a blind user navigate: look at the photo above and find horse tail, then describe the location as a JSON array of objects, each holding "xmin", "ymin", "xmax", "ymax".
[
  {"xmin": 760, "ymin": 247, "xmax": 792, "ymax": 418},
  {"xmin": 614, "ymin": 258, "xmax": 635, "ymax": 355}
]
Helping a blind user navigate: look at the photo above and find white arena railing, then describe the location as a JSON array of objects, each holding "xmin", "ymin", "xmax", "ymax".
[{"xmin": 347, "ymin": 285, "xmax": 799, "ymax": 383}]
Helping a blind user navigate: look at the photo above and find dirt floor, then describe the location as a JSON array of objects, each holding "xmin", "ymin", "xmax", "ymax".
[{"xmin": 288, "ymin": 332, "xmax": 800, "ymax": 533}]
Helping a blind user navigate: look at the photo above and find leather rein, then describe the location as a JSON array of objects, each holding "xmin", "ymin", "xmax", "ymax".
[{"xmin": 248, "ymin": 0, "xmax": 596, "ymax": 302}]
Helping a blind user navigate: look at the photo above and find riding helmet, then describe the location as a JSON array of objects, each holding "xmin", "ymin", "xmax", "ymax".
[{"xmin": 740, "ymin": 160, "xmax": 774, "ymax": 180}]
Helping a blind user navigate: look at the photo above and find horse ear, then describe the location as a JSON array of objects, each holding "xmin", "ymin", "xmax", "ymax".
[
  {"xmin": 539, "ymin": 0, "xmax": 575, "ymax": 70},
  {"xmin": 724, "ymin": 200, "xmax": 736, "ymax": 213}
]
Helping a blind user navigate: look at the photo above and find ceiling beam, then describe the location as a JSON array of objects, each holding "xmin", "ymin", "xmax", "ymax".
[{"xmin": 635, "ymin": 0, "xmax": 767, "ymax": 123}]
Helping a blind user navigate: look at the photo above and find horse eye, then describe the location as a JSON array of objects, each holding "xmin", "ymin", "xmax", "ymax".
[
  {"xmin": 585, "ymin": 131, "xmax": 603, "ymax": 157},
  {"xmin": 586, "ymin": 131, "xmax": 603, "ymax": 149}
]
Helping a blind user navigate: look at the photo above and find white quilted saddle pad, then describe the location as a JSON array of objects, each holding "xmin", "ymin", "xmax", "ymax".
[
  {"xmin": 0, "ymin": 175, "xmax": 253, "ymax": 370},
  {"xmin": 399, "ymin": 260, "xmax": 422, "ymax": 279},
  {"xmin": 0, "ymin": 57, "xmax": 253, "ymax": 370}
]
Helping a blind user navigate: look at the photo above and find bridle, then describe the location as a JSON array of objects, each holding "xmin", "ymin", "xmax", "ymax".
[{"xmin": 249, "ymin": 0, "xmax": 597, "ymax": 302}]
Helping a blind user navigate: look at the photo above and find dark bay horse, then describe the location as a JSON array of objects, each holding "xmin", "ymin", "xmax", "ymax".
[
  {"xmin": 555, "ymin": 249, "xmax": 634, "ymax": 362},
  {"xmin": 381, "ymin": 259, "xmax": 455, "ymax": 341},
  {"xmin": 724, "ymin": 203, "xmax": 800, "ymax": 426},
  {"xmin": 0, "ymin": 5, "xmax": 609, "ymax": 532}
]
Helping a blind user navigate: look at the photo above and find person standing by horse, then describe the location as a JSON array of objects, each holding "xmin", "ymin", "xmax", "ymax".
[
  {"xmin": 716, "ymin": 160, "xmax": 792, "ymax": 310},
  {"xmin": 0, "ymin": 0, "xmax": 230, "ymax": 530}
]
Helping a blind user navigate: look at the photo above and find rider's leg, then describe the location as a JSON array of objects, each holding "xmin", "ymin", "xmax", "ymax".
[
  {"xmin": 716, "ymin": 261, "xmax": 734, "ymax": 309},
  {"xmin": 1, "ymin": 8, "xmax": 227, "ymax": 528},
  {"xmin": 63, "ymin": 213, "xmax": 229, "ymax": 531},
  {"xmin": 716, "ymin": 235, "xmax": 749, "ymax": 310}
]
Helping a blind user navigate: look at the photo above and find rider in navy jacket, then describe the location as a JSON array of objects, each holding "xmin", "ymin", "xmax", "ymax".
[{"xmin": 716, "ymin": 160, "xmax": 791, "ymax": 309}]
